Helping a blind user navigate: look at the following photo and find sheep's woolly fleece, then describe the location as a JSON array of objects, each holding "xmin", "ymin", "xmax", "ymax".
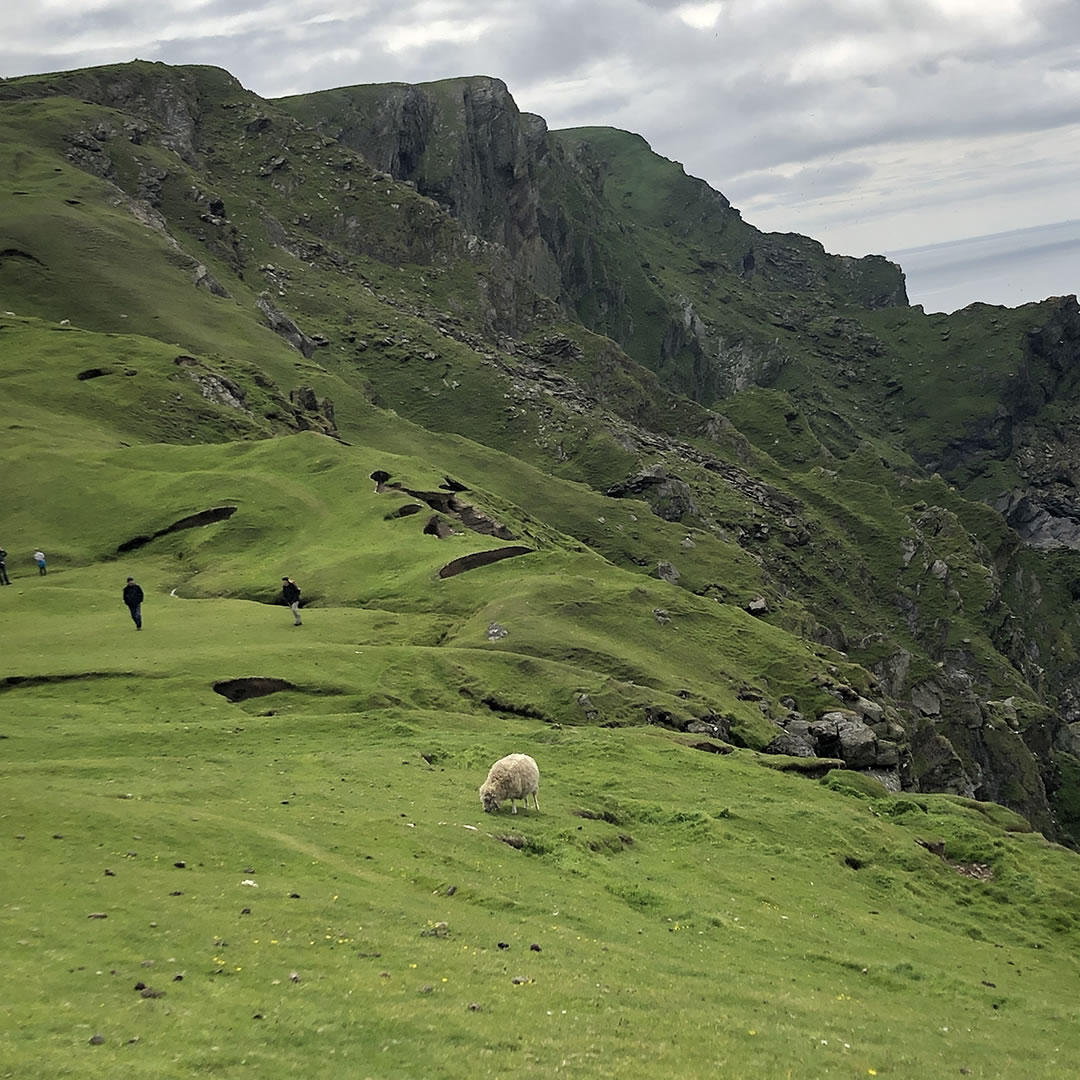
[{"xmin": 479, "ymin": 754, "xmax": 540, "ymax": 814}]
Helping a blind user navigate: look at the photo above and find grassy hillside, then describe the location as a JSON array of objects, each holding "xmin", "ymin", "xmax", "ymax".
[
  {"xmin": 4, "ymin": 506, "xmax": 1080, "ymax": 1079},
  {"xmin": 4, "ymin": 60, "xmax": 1080, "ymax": 1078}
]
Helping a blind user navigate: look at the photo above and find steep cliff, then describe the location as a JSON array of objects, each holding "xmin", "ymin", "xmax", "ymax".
[{"xmin": 277, "ymin": 80, "xmax": 908, "ymax": 401}]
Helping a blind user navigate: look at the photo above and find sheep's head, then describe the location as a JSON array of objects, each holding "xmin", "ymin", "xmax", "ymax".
[{"xmin": 479, "ymin": 786, "xmax": 500, "ymax": 813}]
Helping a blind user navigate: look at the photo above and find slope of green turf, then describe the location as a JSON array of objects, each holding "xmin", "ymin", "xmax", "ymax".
[{"xmin": 4, "ymin": 59, "xmax": 1080, "ymax": 1080}]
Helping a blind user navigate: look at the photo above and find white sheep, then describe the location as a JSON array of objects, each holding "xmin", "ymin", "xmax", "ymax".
[{"xmin": 479, "ymin": 753, "xmax": 540, "ymax": 814}]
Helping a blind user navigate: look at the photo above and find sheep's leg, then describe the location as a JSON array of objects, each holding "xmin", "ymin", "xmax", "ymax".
[
  {"xmin": 532, "ymin": 791, "xmax": 540, "ymax": 811},
  {"xmin": 511, "ymin": 798, "xmax": 517, "ymax": 814}
]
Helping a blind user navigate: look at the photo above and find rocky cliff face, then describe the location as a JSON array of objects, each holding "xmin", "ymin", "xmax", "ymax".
[
  {"xmin": 278, "ymin": 80, "xmax": 908, "ymax": 402},
  {"xmin": 277, "ymin": 77, "xmax": 565, "ymax": 300}
]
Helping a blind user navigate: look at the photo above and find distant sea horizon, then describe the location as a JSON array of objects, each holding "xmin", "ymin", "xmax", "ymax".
[{"xmin": 885, "ymin": 218, "xmax": 1080, "ymax": 314}]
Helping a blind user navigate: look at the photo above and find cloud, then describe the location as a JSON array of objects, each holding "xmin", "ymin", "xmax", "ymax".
[
  {"xmin": 3, "ymin": 0, "xmax": 1079, "ymax": 257},
  {"xmin": 725, "ymin": 161, "xmax": 876, "ymax": 203}
]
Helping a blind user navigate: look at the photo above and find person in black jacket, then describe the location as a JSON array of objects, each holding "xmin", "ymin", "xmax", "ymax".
[
  {"xmin": 0, "ymin": 547, "xmax": 10, "ymax": 585},
  {"xmin": 123, "ymin": 576, "xmax": 144, "ymax": 629},
  {"xmin": 281, "ymin": 576, "xmax": 302, "ymax": 625}
]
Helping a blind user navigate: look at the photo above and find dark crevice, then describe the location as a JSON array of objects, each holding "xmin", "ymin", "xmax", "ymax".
[
  {"xmin": 424, "ymin": 515, "xmax": 455, "ymax": 538},
  {"xmin": 454, "ymin": 501, "xmax": 517, "ymax": 539},
  {"xmin": 117, "ymin": 506, "xmax": 237, "ymax": 553},
  {"xmin": 2, "ymin": 672, "xmax": 139, "ymax": 692},
  {"xmin": 384, "ymin": 503, "xmax": 423, "ymax": 520},
  {"xmin": 212, "ymin": 677, "xmax": 295, "ymax": 703},
  {"xmin": 439, "ymin": 546, "xmax": 533, "ymax": 578},
  {"xmin": 684, "ymin": 739, "xmax": 736, "ymax": 755},
  {"xmin": 77, "ymin": 367, "xmax": 113, "ymax": 380},
  {"xmin": 407, "ymin": 488, "xmax": 457, "ymax": 514},
  {"xmin": 481, "ymin": 694, "xmax": 548, "ymax": 721},
  {"xmin": 0, "ymin": 247, "xmax": 45, "ymax": 266},
  {"xmin": 372, "ymin": 470, "xmax": 516, "ymax": 538}
]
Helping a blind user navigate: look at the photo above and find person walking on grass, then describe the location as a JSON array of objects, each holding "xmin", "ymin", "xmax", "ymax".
[
  {"xmin": 281, "ymin": 576, "xmax": 302, "ymax": 626},
  {"xmin": 123, "ymin": 576, "xmax": 144, "ymax": 630},
  {"xmin": 0, "ymin": 546, "xmax": 10, "ymax": 585},
  {"xmin": 33, "ymin": 549, "xmax": 46, "ymax": 576}
]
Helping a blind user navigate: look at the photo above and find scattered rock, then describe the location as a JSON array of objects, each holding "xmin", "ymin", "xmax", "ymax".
[
  {"xmin": 497, "ymin": 942, "xmax": 511, "ymax": 950},
  {"xmin": 468, "ymin": 1001, "xmax": 482, "ymax": 1011},
  {"xmin": 487, "ymin": 622, "xmax": 508, "ymax": 641},
  {"xmin": 289, "ymin": 971, "xmax": 301, "ymax": 982},
  {"xmin": 656, "ymin": 561, "xmax": 680, "ymax": 584},
  {"xmin": 530, "ymin": 943, "xmax": 542, "ymax": 952},
  {"xmin": 911, "ymin": 682, "xmax": 942, "ymax": 716},
  {"xmin": 954, "ymin": 862, "xmax": 995, "ymax": 881},
  {"xmin": 745, "ymin": 596, "xmax": 769, "ymax": 615},
  {"xmin": 89, "ymin": 1033, "xmax": 105, "ymax": 1045},
  {"xmin": 257, "ymin": 294, "xmax": 315, "ymax": 357},
  {"xmin": 87, "ymin": 912, "xmax": 108, "ymax": 919},
  {"xmin": 577, "ymin": 692, "xmax": 598, "ymax": 720},
  {"xmin": 606, "ymin": 466, "xmax": 698, "ymax": 521}
]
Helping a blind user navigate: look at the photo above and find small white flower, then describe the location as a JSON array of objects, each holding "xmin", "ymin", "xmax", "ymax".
[{"xmin": 241, "ymin": 879, "xmax": 259, "ymax": 887}]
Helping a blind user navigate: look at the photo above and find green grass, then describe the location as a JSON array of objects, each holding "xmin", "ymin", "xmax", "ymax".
[
  {"xmin": 1, "ymin": 420, "xmax": 1079, "ymax": 1077},
  {"xmin": 5, "ymin": 58, "xmax": 1080, "ymax": 1078},
  {"xmin": 5, "ymin": 587, "xmax": 1080, "ymax": 1079}
]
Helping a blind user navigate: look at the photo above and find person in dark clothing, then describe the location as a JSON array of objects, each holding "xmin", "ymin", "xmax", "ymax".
[
  {"xmin": 281, "ymin": 576, "xmax": 302, "ymax": 626},
  {"xmin": 123, "ymin": 576, "xmax": 144, "ymax": 629},
  {"xmin": 0, "ymin": 547, "xmax": 10, "ymax": 585}
]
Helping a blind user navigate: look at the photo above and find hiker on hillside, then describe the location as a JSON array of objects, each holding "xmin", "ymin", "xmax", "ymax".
[
  {"xmin": 123, "ymin": 576, "xmax": 144, "ymax": 630},
  {"xmin": 33, "ymin": 550, "xmax": 46, "ymax": 576},
  {"xmin": 0, "ymin": 546, "xmax": 10, "ymax": 585},
  {"xmin": 281, "ymin": 576, "xmax": 302, "ymax": 626}
]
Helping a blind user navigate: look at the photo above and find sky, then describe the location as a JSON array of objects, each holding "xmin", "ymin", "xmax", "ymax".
[{"xmin": 5, "ymin": 0, "xmax": 1080, "ymax": 305}]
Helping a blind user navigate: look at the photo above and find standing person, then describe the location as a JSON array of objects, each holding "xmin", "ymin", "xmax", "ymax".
[
  {"xmin": 281, "ymin": 576, "xmax": 302, "ymax": 626},
  {"xmin": 123, "ymin": 576, "xmax": 144, "ymax": 630},
  {"xmin": 33, "ymin": 549, "xmax": 47, "ymax": 576},
  {"xmin": 0, "ymin": 546, "xmax": 10, "ymax": 585}
]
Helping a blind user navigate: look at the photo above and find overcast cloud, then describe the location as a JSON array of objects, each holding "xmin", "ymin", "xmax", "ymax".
[{"xmin": 6, "ymin": 0, "xmax": 1080, "ymax": 275}]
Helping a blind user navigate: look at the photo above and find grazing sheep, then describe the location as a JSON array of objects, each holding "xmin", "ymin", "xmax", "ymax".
[{"xmin": 479, "ymin": 754, "xmax": 540, "ymax": 814}]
